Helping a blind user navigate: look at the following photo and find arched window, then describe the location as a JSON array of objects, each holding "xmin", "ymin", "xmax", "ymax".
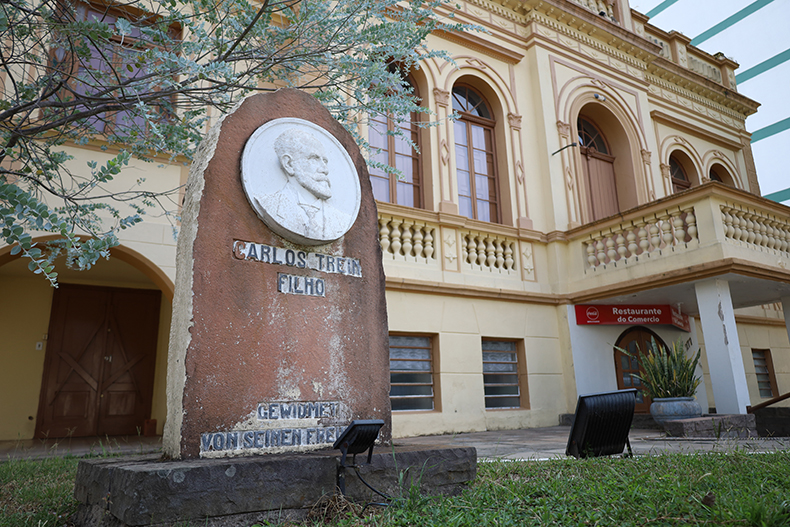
[
  {"xmin": 452, "ymin": 85, "xmax": 498, "ymax": 223},
  {"xmin": 368, "ymin": 76, "xmax": 422, "ymax": 207},
  {"xmin": 669, "ymin": 155, "xmax": 691, "ymax": 193},
  {"xmin": 577, "ymin": 116, "xmax": 617, "ymax": 221},
  {"xmin": 709, "ymin": 169, "xmax": 723, "ymax": 183},
  {"xmin": 578, "ymin": 117, "xmax": 609, "ymax": 154}
]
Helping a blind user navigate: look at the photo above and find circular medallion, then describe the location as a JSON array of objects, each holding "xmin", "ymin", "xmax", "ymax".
[{"xmin": 241, "ymin": 118, "xmax": 361, "ymax": 245}]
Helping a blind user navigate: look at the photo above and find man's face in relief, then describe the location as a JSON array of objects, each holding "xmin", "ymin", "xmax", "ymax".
[{"xmin": 287, "ymin": 137, "xmax": 331, "ymax": 201}]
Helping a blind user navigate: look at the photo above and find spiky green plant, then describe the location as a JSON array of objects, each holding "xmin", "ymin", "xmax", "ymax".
[
  {"xmin": 618, "ymin": 337, "xmax": 701, "ymax": 399},
  {"xmin": 630, "ymin": 337, "xmax": 702, "ymax": 399}
]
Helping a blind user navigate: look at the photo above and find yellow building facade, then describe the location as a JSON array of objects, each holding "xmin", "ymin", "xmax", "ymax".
[{"xmin": 2, "ymin": 0, "xmax": 789, "ymax": 441}]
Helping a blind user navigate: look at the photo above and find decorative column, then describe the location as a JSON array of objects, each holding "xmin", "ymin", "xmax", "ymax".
[
  {"xmin": 434, "ymin": 88, "xmax": 457, "ymax": 214},
  {"xmin": 508, "ymin": 112, "xmax": 532, "ymax": 229},
  {"xmin": 641, "ymin": 149, "xmax": 656, "ymax": 201},
  {"xmin": 557, "ymin": 120, "xmax": 581, "ymax": 228},
  {"xmin": 694, "ymin": 279, "xmax": 750, "ymax": 414},
  {"xmin": 659, "ymin": 163, "xmax": 672, "ymax": 196}
]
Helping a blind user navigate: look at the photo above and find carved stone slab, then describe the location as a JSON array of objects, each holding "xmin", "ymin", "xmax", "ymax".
[{"xmin": 164, "ymin": 89, "xmax": 390, "ymax": 459}]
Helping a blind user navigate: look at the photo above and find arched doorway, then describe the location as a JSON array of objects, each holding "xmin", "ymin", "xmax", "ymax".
[
  {"xmin": 0, "ymin": 241, "xmax": 172, "ymax": 440},
  {"xmin": 577, "ymin": 116, "xmax": 617, "ymax": 220},
  {"xmin": 614, "ymin": 327, "xmax": 668, "ymax": 414}
]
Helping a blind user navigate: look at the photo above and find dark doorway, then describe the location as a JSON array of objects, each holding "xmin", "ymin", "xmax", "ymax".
[
  {"xmin": 578, "ymin": 116, "xmax": 618, "ymax": 221},
  {"xmin": 613, "ymin": 327, "xmax": 667, "ymax": 414},
  {"xmin": 36, "ymin": 284, "xmax": 161, "ymax": 437}
]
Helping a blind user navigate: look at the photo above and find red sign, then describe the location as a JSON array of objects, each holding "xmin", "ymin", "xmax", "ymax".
[{"xmin": 575, "ymin": 304, "xmax": 690, "ymax": 332}]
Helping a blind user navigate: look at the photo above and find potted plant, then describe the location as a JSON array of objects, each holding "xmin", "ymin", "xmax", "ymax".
[{"xmin": 626, "ymin": 337, "xmax": 703, "ymax": 425}]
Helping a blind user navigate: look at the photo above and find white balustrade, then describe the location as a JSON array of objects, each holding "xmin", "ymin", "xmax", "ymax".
[
  {"xmin": 584, "ymin": 206, "xmax": 697, "ymax": 269},
  {"xmin": 461, "ymin": 231, "xmax": 518, "ymax": 273},
  {"xmin": 721, "ymin": 205, "xmax": 790, "ymax": 255},
  {"xmin": 378, "ymin": 216, "xmax": 437, "ymax": 262}
]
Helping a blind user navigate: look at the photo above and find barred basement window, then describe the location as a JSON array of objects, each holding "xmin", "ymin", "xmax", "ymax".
[
  {"xmin": 482, "ymin": 340, "xmax": 521, "ymax": 409},
  {"xmin": 752, "ymin": 349, "xmax": 778, "ymax": 398},
  {"xmin": 389, "ymin": 335, "xmax": 434, "ymax": 411}
]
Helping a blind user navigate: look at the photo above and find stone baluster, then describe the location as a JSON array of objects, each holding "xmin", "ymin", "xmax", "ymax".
[
  {"xmin": 466, "ymin": 234, "xmax": 476, "ymax": 264},
  {"xmin": 670, "ymin": 211, "xmax": 686, "ymax": 244},
  {"xmin": 744, "ymin": 212, "xmax": 756, "ymax": 244},
  {"xmin": 626, "ymin": 227, "xmax": 638, "ymax": 257},
  {"xmin": 649, "ymin": 219, "xmax": 661, "ymax": 250},
  {"xmin": 390, "ymin": 218, "xmax": 403, "ymax": 256},
  {"xmin": 771, "ymin": 220, "xmax": 783, "ymax": 251},
  {"xmin": 477, "ymin": 236, "xmax": 487, "ymax": 266},
  {"xmin": 504, "ymin": 243, "xmax": 514, "ymax": 270},
  {"xmin": 779, "ymin": 224, "xmax": 790, "ymax": 253},
  {"xmin": 379, "ymin": 217, "xmax": 391, "ymax": 254},
  {"xmin": 636, "ymin": 221, "xmax": 650, "ymax": 254},
  {"xmin": 614, "ymin": 231, "xmax": 627, "ymax": 260},
  {"xmin": 759, "ymin": 217, "xmax": 770, "ymax": 248},
  {"xmin": 595, "ymin": 236, "xmax": 607, "ymax": 264},
  {"xmin": 685, "ymin": 209, "xmax": 697, "ymax": 241},
  {"xmin": 424, "ymin": 228, "xmax": 435, "ymax": 259},
  {"xmin": 659, "ymin": 213, "xmax": 673, "ymax": 247},
  {"xmin": 586, "ymin": 240, "xmax": 599, "ymax": 268},
  {"xmin": 495, "ymin": 240, "xmax": 505, "ymax": 269},
  {"xmin": 775, "ymin": 223, "xmax": 788, "ymax": 253},
  {"xmin": 721, "ymin": 207, "xmax": 734, "ymax": 239},
  {"xmin": 773, "ymin": 221, "xmax": 783, "ymax": 251},
  {"xmin": 750, "ymin": 213, "xmax": 762, "ymax": 246},
  {"xmin": 485, "ymin": 238, "xmax": 496, "ymax": 268},
  {"xmin": 605, "ymin": 234, "xmax": 618, "ymax": 262},
  {"xmin": 412, "ymin": 225, "xmax": 424, "ymax": 258},
  {"xmin": 733, "ymin": 210, "xmax": 744, "ymax": 241},
  {"xmin": 401, "ymin": 220, "xmax": 413, "ymax": 257}
]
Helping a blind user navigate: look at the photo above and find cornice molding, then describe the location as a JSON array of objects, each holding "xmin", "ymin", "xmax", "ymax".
[
  {"xmin": 650, "ymin": 110, "xmax": 744, "ymax": 150},
  {"xmin": 385, "ymin": 277, "xmax": 562, "ymax": 305}
]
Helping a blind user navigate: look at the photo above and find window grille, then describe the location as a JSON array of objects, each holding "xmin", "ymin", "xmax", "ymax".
[
  {"xmin": 482, "ymin": 340, "xmax": 520, "ymax": 409},
  {"xmin": 389, "ymin": 335, "xmax": 434, "ymax": 411},
  {"xmin": 752, "ymin": 349, "xmax": 778, "ymax": 398}
]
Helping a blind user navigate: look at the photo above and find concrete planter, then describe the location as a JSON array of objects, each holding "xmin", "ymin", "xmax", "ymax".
[{"xmin": 650, "ymin": 397, "xmax": 702, "ymax": 425}]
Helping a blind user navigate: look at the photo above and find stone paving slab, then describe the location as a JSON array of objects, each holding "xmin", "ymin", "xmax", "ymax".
[{"xmin": 394, "ymin": 426, "xmax": 790, "ymax": 460}]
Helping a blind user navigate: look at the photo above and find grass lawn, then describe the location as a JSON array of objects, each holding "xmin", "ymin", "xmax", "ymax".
[{"xmin": 2, "ymin": 451, "xmax": 789, "ymax": 526}]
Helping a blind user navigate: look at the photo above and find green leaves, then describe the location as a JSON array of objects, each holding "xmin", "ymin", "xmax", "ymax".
[
  {"xmin": 621, "ymin": 337, "xmax": 702, "ymax": 399},
  {"xmin": 2, "ymin": 0, "xmax": 476, "ymax": 285}
]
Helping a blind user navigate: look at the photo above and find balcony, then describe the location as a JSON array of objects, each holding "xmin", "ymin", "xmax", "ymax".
[
  {"xmin": 564, "ymin": 183, "xmax": 790, "ymax": 309},
  {"xmin": 375, "ymin": 202, "xmax": 553, "ymax": 302},
  {"xmin": 377, "ymin": 184, "xmax": 790, "ymax": 310}
]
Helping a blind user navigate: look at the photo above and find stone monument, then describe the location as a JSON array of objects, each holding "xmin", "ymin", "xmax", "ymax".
[
  {"xmin": 72, "ymin": 90, "xmax": 475, "ymax": 526},
  {"xmin": 164, "ymin": 89, "xmax": 390, "ymax": 459}
]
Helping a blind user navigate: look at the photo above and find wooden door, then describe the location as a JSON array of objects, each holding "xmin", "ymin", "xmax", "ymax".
[
  {"xmin": 583, "ymin": 148, "xmax": 618, "ymax": 221},
  {"xmin": 614, "ymin": 327, "xmax": 666, "ymax": 414},
  {"xmin": 36, "ymin": 284, "xmax": 161, "ymax": 438}
]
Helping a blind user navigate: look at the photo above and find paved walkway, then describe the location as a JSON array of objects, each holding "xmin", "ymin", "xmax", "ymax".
[
  {"xmin": 395, "ymin": 426, "xmax": 790, "ymax": 460},
  {"xmin": 2, "ymin": 426, "xmax": 789, "ymax": 461}
]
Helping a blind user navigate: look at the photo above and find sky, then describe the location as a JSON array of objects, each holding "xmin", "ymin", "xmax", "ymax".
[{"xmin": 630, "ymin": 0, "xmax": 789, "ymax": 201}]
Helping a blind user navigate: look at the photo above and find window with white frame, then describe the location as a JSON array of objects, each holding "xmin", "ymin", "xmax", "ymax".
[
  {"xmin": 482, "ymin": 340, "xmax": 521, "ymax": 409},
  {"xmin": 389, "ymin": 335, "xmax": 435, "ymax": 411}
]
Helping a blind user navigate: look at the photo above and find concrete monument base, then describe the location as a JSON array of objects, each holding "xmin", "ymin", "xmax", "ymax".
[{"xmin": 72, "ymin": 446, "xmax": 476, "ymax": 526}]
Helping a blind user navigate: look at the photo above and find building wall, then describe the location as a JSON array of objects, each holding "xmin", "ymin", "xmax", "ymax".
[
  {"xmin": 0, "ymin": 0, "xmax": 787, "ymax": 442},
  {"xmin": 388, "ymin": 291, "xmax": 569, "ymax": 438}
]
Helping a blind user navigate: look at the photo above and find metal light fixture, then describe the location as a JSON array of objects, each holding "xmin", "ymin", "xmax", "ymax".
[
  {"xmin": 566, "ymin": 389, "xmax": 637, "ymax": 458},
  {"xmin": 333, "ymin": 419, "xmax": 384, "ymax": 495}
]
